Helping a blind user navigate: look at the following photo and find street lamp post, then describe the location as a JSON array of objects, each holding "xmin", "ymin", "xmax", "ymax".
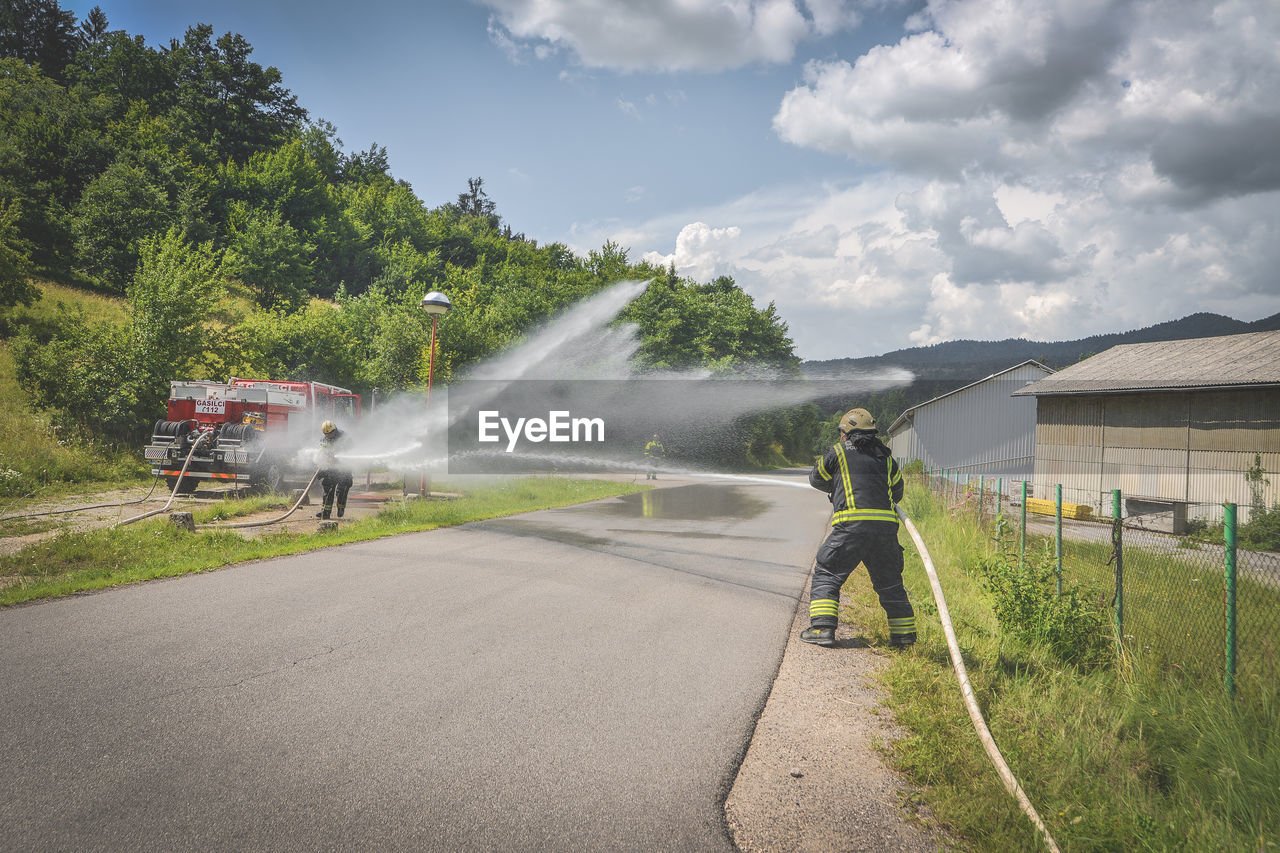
[{"xmin": 419, "ymin": 291, "xmax": 451, "ymax": 497}]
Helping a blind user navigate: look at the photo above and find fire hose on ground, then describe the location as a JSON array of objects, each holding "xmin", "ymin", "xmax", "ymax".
[
  {"xmin": 896, "ymin": 505, "xmax": 1062, "ymax": 853},
  {"xmin": 112, "ymin": 432, "xmax": 214, "ymax": 528},
  {"xmin": 5, "ymin": 433, "xmax": 325, "ymax": 533},
  {"xmin": 0, "ymin": 474, "xmax": 163, "ymax": 523},
  {"xmin": 105, "ymin": 424, "xmax": 327, "ymax": 532},
  {"xmin": 194, "ymin": 467, "xmax": 322, "ymax": 530}
]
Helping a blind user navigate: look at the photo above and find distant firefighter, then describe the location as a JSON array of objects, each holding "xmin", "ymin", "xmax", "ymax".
[
  {"xmin": 643, "ymin": 433, "xmax": 665, "ymax": 480},
  {"xmin": 316, "ymin": 420, "xmax": 353, "ymax": 520}
]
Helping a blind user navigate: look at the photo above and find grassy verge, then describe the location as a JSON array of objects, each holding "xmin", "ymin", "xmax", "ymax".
[
  {"xmin": 0, "ymin": 477, "xmax": 645, "ymax": 607},
  {"xmin": 839, "ymin": 486, "xmax": 1278, "ymax": 851}
]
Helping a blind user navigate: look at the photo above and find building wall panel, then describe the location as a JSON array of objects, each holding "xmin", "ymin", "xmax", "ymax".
[
  {"xmin": 1034, "ymin": 387, "xmax": 1280, "ymax": 519},
  {"xmin": 889, "ymin": 364, "xmax": 1050, "ymax": 479},
  {"xmin": 1189, "ymin": 388, "xmax": 1280, "ymax": 452}
]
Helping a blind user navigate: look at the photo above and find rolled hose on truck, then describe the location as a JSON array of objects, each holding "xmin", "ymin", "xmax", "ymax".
[{"xmin": 896, "ymin": 505, "xmax": 1062, "ymax": 853}]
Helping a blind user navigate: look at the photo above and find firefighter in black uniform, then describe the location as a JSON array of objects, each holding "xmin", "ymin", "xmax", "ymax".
[
  {"xmin": 801, "ymin": 407, "xmax": 916, "ymax": 648},
  {"xmin": 316, "ymin": 420, "xmax": 353, "ymax": 520}
]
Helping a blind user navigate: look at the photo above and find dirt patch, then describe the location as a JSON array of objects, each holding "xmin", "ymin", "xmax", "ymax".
[{"xmin": 0, "ymin": 482, "xmax": 408, "ymax": 555}]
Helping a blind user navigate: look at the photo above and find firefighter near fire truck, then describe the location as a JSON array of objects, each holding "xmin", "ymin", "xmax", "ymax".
[
  {"xmin": 143, "ymin": 378, "xmax": 362, "ymax": 495},
  {"xmin": 801, "ymin": 407, "xmax": 916, "ymax": 649},
  {"xmin": 316, "ymin": 420, "xmax": 353, "ymax": 520}
]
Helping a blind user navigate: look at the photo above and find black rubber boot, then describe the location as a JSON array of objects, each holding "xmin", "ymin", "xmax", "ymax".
[
  {"xmin": 888, "ymin": 633, "xmax": 917, "ymax": 649},
  {"xmin": 800, "ymin": 626, "xmax": 836, "ymax": 646}
]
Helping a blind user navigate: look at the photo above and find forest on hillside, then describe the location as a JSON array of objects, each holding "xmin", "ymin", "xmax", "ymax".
[{"xmin": 0, "ymin": 1, "xmax": 804, "ymax": 456}]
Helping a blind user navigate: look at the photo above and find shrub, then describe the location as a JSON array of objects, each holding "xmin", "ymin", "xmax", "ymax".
[
  {"xmin": 975, "ymin": 536, "xmax": 1111, "ymax": 669},
  {"xmin": 1240, "ymin": 504, "xmax": 1280, "ymax": 552}
]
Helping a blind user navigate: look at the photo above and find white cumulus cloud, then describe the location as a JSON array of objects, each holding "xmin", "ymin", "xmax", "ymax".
[
  {"xmin": 477, "ymin": 0, "xmax": 862, "ymax": 72},
  {"xmin": 626, "ymin": 0, "xmax": 1280, "ymax": 359},
  {"xmin": 537, "ymin": 0, "xmax": 1280, "ymax": 359}
]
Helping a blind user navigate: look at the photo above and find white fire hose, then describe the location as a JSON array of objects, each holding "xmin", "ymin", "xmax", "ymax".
[
  {"xmin": 0, "ymin": 477, "xmax": 162, "ymax": 522},
  {"xmin": 896, "ymin": 506, "xmax": 1062, "ymax": 853},
  {"xmin": 195, "ymin": 468, "xmax": 322, "ymax": 530},
  {"xmin": 112, "ymin": 432, "xmax": 213, "ymax": 528}
]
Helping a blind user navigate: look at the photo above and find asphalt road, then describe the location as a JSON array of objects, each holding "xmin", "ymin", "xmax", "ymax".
[{"xmin": 0, "ymin": 474, "xmax": 826, "ymax": 852}]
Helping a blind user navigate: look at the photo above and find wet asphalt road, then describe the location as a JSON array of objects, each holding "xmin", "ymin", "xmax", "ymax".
[{"xmin": 0, "ymin": 475, "xmax": 826, "ymax": 852}]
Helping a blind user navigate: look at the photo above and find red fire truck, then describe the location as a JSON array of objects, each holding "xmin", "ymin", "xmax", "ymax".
[{"xmin": 143, "ymin": 377, "xmax": 361, "ymax": 493}]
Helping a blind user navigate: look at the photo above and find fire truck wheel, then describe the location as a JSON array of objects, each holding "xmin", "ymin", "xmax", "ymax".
[
  {"xmin": 165, "ymin": 475, "xmax": 198, "ymax": 495},
  {"xmin": 252, "ymin": 461, "xmax": 285, "ymax": 494}
]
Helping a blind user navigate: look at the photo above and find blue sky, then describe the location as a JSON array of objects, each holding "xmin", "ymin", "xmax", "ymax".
[{"xmin": 68, "ymin": 1, "xmax": 1280, "ymax": 360}]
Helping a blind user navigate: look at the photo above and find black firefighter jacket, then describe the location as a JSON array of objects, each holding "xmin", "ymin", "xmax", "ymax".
[{"xmin": 809, "ymin": 434, "xmax": 904, "ymax": 528}]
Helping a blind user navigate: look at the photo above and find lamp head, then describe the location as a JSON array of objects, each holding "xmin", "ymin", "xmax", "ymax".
[{"xmin": 420, "ymin": 291, "xmax": 452, "ymax": 315}]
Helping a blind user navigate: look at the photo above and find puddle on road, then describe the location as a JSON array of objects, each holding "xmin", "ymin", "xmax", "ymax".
[
  {"xmin": 610, "ymin": 528, "xmax": 776, "ymax": 541},
  {"xmin": 582, "ymin": 484, "xmax": 768, "ymax": 521},
  {"xmin": 471, "ymin": 518, "xmax": 614, "ymax": 549}
]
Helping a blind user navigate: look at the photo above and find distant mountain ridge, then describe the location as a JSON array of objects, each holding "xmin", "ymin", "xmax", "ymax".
[
  {"xmin": 804, "ymin": 311, "xmax": 1280, "ymax": 379},
  {"xmin": 800, "ymin": 311, "xmax": 1280, "ymax": 428}
]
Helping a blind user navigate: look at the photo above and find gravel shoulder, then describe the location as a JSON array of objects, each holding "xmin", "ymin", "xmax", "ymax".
[{"xmin": 726, "ymin": 561, "xmax": 950, "ymax": 853}]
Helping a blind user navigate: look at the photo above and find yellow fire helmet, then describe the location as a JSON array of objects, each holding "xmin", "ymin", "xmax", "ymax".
[
  {"xmin": 321, "ymin": 420, "xmax": 337, "ymax": 435},
  {"xmin": 838, "ymin": 408, "xmax": 876, "ymax": 433}
]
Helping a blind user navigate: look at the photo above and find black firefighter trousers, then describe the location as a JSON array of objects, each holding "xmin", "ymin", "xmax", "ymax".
[
  {"xmin": 319, "ymin": 468, "xmax": 353, "ymax": 519},
  {"xmin": 808, "ymin": 523, "xmax": 916, "ymax": 643}
]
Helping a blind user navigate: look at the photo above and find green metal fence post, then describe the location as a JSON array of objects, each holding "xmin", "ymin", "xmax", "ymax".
[
  {"xmin": 1224, "ymin": 502, "xmax": 1237, "ymax": 698},
  {"xmin": 1112, "ymin": 489, "xmax": 1124, "ymax": 655},
  {"xmin": 979, "ymin": 477, "xmax": 986, "ymax": 522},
  {"xmin": 996, "ymin": 478, "xmax": 1005, "ymax": 539},
  {"xmin": 1054, "ymin": 483, "xmax": 1063, "ymax": 596},
  {"xmin": 1020, "ymin": 480, "xmax": 1028, "ymax": 570}
]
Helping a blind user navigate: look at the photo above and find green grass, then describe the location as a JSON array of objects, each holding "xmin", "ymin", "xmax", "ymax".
[
  {"xmin": 0, "ymin": 281, "xmax": 152, "ymax": 503},
  {"xmin": 0, "ymin": 477, "xmax": 645, "ymax": 606},
  {"xmin": 1054, "ymin": 532, "xmax": 1280, "ymax": 704},
  {"xmin": 839, "ymin": 486, "xmax": 1279, "ymax": 852},
  {"xmin": 3, "ymin": 280, "xmax": 129, "ymax": 331},
  {"xmin": 0, "ymin": 344, "xmax": 147, "ymax": 504}
]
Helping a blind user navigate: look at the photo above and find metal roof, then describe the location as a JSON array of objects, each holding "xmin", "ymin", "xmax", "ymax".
[
  {"xmin": 1013, "ymin": 330, "xmax": 1280, "ymax": 396},
  {"xmin": 887, "ymin": 360, "xmax": 1053, "ymax": 434}
]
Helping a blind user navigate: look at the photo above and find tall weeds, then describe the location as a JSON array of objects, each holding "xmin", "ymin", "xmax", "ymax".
[{"xmin": 860, "ymin": 486, "xmax": 1278, "ymax": 851}]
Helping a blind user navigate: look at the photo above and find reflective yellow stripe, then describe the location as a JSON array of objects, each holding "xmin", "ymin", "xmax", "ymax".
[
  {"xmin": 835, "ymin": 443, "xmax": 854, "ymax": 512},
  {"xmin": 889, "ymin": 460, "xmax": 902, "ymax": 487},
  {"xmin": 832, "ymin": 509, "xmax": 899, "ymax": 524},
  {"xmin": 809, "ymin": 599, "xmax": 839, "ymax": 617},
  {"xmin": 817, "ymin": 455, "xmax": 831, "ymax": 481}
]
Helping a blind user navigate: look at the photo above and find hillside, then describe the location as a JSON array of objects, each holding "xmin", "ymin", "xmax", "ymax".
[
  {"xmin": 802, "ymin": 310, "xmax": 1280, "ymax": 428},
  {"xmin": 805, "ymin": 311, "xmax": 1280, "ymax": 379}
]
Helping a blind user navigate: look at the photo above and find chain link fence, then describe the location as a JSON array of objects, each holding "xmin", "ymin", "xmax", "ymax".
[{"xmin": 920, "ymin": 468, "xmax": 1280, "ymax": 706}]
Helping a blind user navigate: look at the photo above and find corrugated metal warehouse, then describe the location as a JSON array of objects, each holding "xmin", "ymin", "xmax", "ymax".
[
  {"xmin": 888, "ymin": 360, "xmax": 1053, "ymax": 482},
  {"xmin": 1014, "ymin": 330, "xmax": 1280, "ymax": 525}
]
